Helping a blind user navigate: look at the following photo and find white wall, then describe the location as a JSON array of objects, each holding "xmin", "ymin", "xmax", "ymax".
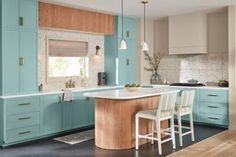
[
  {"xmin": 228, "ymin": 6, "xmax": 236, "ymax": 130},
  {"xmin": 153, "ymin": 10, "xmax": 228, "ymax": 84},
  {"xmin": 137, "ymin": 18, "xmax": 155, "ymax": 84},
  {"xmin": 38, "ymin": 29, "xmax": 105, "ymax": 91}
]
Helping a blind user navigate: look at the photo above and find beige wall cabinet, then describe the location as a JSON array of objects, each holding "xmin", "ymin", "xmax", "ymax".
[{"xmin": 169, "ymin": 13, "xmax": 207, "ymax": 55}]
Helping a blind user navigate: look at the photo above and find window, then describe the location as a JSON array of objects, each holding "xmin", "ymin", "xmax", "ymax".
[{"xmin": 48, "ymin": 39, "xmax": 89, "ymax": 78}]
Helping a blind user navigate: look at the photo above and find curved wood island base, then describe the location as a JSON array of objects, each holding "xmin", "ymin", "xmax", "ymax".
[{"xmin": 95, "ymin": 96, "xmax": 168, "ymax": 150}]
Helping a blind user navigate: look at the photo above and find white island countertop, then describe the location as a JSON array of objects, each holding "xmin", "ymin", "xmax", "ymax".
[{"xmin": 84, "ymin": 88, "xmax": 180, "ymax": 100}]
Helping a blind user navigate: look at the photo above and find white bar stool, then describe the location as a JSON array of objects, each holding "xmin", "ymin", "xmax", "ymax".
[
  {"xmin": 135, "ymin": 91, "xmax": 179, "ymax": 155},
  {"xmin": 175, "ymin": 90, "xmax": 195, "ymax": 147}
]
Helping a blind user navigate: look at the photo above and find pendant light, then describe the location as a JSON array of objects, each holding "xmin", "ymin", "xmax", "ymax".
[
  {"xmin": 141, "ymin": 0, "xmax": 149, "ymax": 52},
  {"xmin": 119, "ymin": 0, "xmax": 127, "ymax": 50}
]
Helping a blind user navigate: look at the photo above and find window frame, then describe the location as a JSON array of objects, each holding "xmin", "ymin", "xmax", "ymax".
[{"xmin": 45, "ymin": 37, "xmax": 90, "ymax": 83}]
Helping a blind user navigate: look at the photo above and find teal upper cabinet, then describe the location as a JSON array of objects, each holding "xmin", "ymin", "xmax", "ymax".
[
  {"xmin": 105, "ymin": 16, "xmax": 137, "ymax": 85},
  {"xmin": 19, "ymin": 31, "xmax": 37, "ymax": 93},
  {"xmin": 19, "ymin": 0, "xmax": 38, "ymax": 31},
  {"xmin": 2, "ymin": 30, "xmax": 19, "ymax": 95},
  {"xmin": 1, "ymin": 0, "xmax": 19, "ymax": 29},
  {"xmin": 0, "ymin": 0, "xmax": 38, "ymax": 95}
]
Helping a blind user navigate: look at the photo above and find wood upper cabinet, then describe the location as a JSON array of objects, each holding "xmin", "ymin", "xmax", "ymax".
[
  {"xmin": 168, "ymin": 12, "xmax": 207, "ymax": 54},
  {"xmin": 39, "ymin": 2, "xmax": 114, "ymax": 35}
]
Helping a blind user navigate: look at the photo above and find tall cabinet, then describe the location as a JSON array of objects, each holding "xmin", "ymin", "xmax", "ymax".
[
  {"xmin": 0, "ymin": 0, "xmax": 38, "ymax": 96},
  {"xmin": 105, "ymin": 16, "xmax": 137, "ymax": 85}
]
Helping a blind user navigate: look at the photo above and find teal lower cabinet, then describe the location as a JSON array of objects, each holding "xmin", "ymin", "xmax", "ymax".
[
  {"xmin": 197, "ymin": 89, "xmax": 229, "ymax": 127},
  {"xmin": 1, "ymin": 96, "xmax": 41, "ymax": 145},
  {"xmin": 150, "ymin": 85, "xmax": 229, "ymax": 127},
  {"xmin": 40, "ymin": 94, "xmax": 63, "ymax": 135}
]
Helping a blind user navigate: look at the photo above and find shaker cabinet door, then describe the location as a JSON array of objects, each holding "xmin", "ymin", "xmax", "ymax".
[
  {"xmin": 19, "ymin": 31, "xmax": 37, "ymax": 93},
  {"xmin": 19, "ymin": 0, "xmax": 38, "ymax": 31},
  {"xmin": 2, "ymin": 30, "xmax": 19, "ymax": 95}
]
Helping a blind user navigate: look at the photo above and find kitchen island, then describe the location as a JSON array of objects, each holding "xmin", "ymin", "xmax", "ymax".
[{"xmin": 84, "ymin": 88, "xmax": 179, "ymax": 150}]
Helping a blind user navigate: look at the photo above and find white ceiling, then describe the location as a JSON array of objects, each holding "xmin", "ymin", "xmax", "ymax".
[{"xmin": 40, "ymin": 0, "xmax": 236, "ymax": 19}]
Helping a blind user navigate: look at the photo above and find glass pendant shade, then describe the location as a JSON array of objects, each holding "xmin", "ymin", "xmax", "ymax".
[
  {"xmin": 141, "ymin": 41, "xmax": 149, "ymax": 51},
  {"xmin": 120, "ymin": 38, "xmax": 127, "ymax": 50}
]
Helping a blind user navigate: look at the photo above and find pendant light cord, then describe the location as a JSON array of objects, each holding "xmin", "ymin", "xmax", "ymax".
[
  {"xmin": 144, "ymin": 1, "xmax": 146, "ymax": 42},
  {"xmin": 122, "ymin": 0, "xmax": 124, "ymax": 39}
]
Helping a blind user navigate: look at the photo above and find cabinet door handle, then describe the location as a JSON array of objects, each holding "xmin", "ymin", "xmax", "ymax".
[
  {"xmin": 19, "ymin": 17, "xmax": 24, "ymax": 26},
  {"xmin": 208, "ymin": 117, "xmax": 220, "ymax": 120},
  {"xmin": 18, "ymin": 131, "xmax": 31, "ymax": 135},
  {"xmin": 126, "ymin": 59, "xmax": 130, "ymax": 66},
  {"xmin": 18, "ymin": 117, "xmax": 31, "ymax": 121},
  {"xmin": 208, "ymin": 106, "xmax": 219, "ymax": 108},
  {"xmin": 208, "ymin": 94, "xmax": 219, "ymax": 97},
  {"xmin": 126, "ymin": 31, "xmax": 130, "ymax": 38},
  {"xmin": 18, "ymin": 103, "xmax": 31, "ymax": 106}
]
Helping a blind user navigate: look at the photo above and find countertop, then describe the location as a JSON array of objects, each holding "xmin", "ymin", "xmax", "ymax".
[
  {"xmin": 0, "ymin": 86, "xmax": 123, "ymax": 99},
  {"xmin": 144, "ymin": 84, "xmax": 229, "ymax": 90},
  {"xmin": 84, "ymin": 88, "xmax": 180, "ymax": 100}
]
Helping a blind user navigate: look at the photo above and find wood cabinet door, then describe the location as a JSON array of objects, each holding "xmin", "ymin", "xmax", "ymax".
[
  {"xmin": 19, "ymin": 31, "xmax": 37, "ymax": 94},
  {"xmin": 2, "ymin": 29, "xmax": 19, "ymax": 95},
  {"xmin": 40, "ymin": 95, "xmax": 62, "ymax": 135}
]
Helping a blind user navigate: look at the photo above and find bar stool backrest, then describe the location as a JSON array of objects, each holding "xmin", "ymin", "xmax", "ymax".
[
  {"xmin": 156, "ymin": 91, "xmax": 178, "ymax": 119},
  {"xmin": 178, "ymin": 90, "xmax": 195, "ymax": 114}
]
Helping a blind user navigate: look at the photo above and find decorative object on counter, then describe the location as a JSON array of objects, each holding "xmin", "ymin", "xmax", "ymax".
[
  {"xmin": 63, "ymin": 89, "xmax": 74, "ymax": 102},
  {"xmin": 78, "ymin": 69, "xmax": 87, "ymax": 87},
  {"xmin": 141, "ymin": 0, "xmax": 149, "ymax": 52},
  {"xmin": 119, "ymin": 0, "xmax": 127, "ymax": 50},
  {"xmin": 143, "ymin": 51, "xmax": 162, "ymax": 84},
  {"xmin": 125, "ymin": 83, "xmax": 141, "ymax": 92},
  {"xmin": 188, "ymin": 79, "xmax": 199, "ymax": 84},
  {"xmin": 218, "ymin": 80, "xmax": 229, "ymax": 87},
  {"xmin": 205, "ymin": 82, "xmax": 218, "ymax": 87},
  {"xmin": 38, "ymin": 83, "xmax": 43, "ymax": 92},
  {"xmin": 98, "ymin": 72, "xmax": 107, "ymax": 86},
  {"xmin": 65, "ymin": 77, "xmax": 76, "ymax": 88}
]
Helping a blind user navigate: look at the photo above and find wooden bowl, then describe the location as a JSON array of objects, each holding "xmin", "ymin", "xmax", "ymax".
[{"xmin": 125, "ymin": 87, "xmax": 141, "ymax": 92}]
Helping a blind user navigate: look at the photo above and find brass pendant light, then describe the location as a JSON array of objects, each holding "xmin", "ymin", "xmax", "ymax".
[
  {"xmin": 119, "ymin": 0, "xmax": 127, "ymax": 50},
  {"xmin": 141, "ymin": 0, "xmax": 149, "ymax": 52}
]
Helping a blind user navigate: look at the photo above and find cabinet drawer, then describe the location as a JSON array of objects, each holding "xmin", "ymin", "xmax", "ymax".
[
  {"xmin": 5, "ymin": 96, "xmax": 40, "ymax": 115},
  {"xmin": 6, "ymin": 125, "xmax": 39, "ymax": 143},
  {"xmin": 199, "ymin": 113, "xmax": 228, "ymax": 126},
  {"xmin": 199, "ymin": 101, "xmax": 228, "ymax": 115},
  {"xmin": 6, "ymin": 112, "xmax": 40, "ymax": 130},
  {"xmin": 199, "ymin": 90, "xmax": 228, "ymax": 103}
]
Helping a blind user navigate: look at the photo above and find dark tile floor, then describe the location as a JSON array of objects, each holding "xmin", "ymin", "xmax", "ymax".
[{"xmin": 0, "ymin": 124, "xmax": 226, "ymax": 157}]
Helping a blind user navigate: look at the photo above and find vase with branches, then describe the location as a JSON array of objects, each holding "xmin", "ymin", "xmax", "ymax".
[{"xmin": 143, "ymin": 51, "xmax": 162, "ymax": 84}]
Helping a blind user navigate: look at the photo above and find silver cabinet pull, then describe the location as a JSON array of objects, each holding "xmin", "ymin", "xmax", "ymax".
[
  {"xmin": 126, "ymin": 59, "xmax": 130, "ymax": 66},
  {"xmin": 208, "ymin": 94, "xmax": 219, "ymax": 97},
  {"xmin": 18, "ymin": 131, "xmax": 31, "ymax": 135},
  {"xmin": 19, "ymin": 57, "xmax": 24, "ymax": 66},
  {"xmin": 18, "ymin": 103, "xmax": 31, "ymax": 106},
  {"xmin": 208, "ymin": 106, "xmax": 219, "ymax": 108},
  {"xmin": 18, "ymin": 117, "xmax": 31, "ymax": 120},
  {"xmin": 208, "ymin": 117, "xmax": 220, "ymax": 120},
  {"xmin": 19, "ymin": 17, "xmax": 24, "ymax": 26}
]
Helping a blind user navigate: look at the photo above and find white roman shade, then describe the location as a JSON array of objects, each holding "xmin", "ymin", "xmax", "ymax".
[{"xmin": 48, "ymin": 39, "xmax": 88, "ymax": 57}]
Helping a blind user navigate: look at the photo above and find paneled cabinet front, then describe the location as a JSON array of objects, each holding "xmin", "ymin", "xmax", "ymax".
[
  {"xmin": 0, "ymin": 0, "xmax": 38, "ymax": 95},
  {"xmin": 40, "ymin": 94, "xmax": 62, "ymax": 135},
  {"xmin": 105, "ymin": 16, "xmax": 137, "ymax": 85}
]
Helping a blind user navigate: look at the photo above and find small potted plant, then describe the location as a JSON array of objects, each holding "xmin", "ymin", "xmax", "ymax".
[{"xmin": 143, "ymin": 51, "xmax": 162, "ymax": 84}]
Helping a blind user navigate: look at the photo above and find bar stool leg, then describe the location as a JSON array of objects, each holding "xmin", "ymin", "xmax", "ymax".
[
  {"xmin": 156, "ymin": 121, "xmax": 162, "ymax": 155},
  {"xmin": 190, "ymin": 113, "xmax": 195, "ymax": 142},
  {"xmin": 178, "ymin": 114, "xmax": 183, "ymax": 147},
  {"xmin": 151, "ymin": 121, "xmax": 154, "ymax": 144},
  {"xmin": 135, "ymin": 115, "xmax": 139, "ymax": 150},
  {"xmin": 171, "ymin": 116, "xmax": 176, "ymax": 149}
]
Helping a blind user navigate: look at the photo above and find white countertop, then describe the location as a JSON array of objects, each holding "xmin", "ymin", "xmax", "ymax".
[
  {"xmin": 0, "ymin": 86, "xmax": 123, "ymax": 99},
  {"xmin": 84, "ymin": 88, "xmax": 180, "ymax": 100},
  {"xmin": 144, "ymin": 84, "xmax": 229, "ymax": 90}
]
